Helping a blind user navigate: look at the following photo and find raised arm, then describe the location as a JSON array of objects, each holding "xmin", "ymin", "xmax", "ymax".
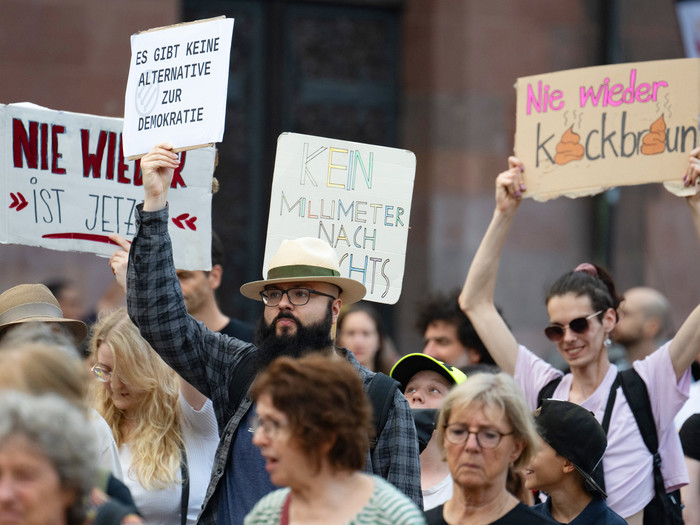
[
  {"xmin": 140, "ymin": 142, "xmax": 180, "ymax": 211},
  {"xmin": 458, "ymin": 157, "xmax": 524, "ymax": 375},
  {"xmin": 670, "ymin": 148, "xmax": 700, "ymax": 379}
]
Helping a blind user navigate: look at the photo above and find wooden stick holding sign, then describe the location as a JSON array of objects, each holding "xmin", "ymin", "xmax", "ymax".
[
  {"xmin": 122, "ymin": 16, "xmax": 234, "ymax": 160},
  {"xmin": 514, "ymin": 58, "xmax": 700, "ymax": 201}
]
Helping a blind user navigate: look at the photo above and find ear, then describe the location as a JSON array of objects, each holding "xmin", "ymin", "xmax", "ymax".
[
  {"xmin": 642, "ymin": 317, "xmax": 661, "ymax": 339},
  {"xmin": 208, "ymin": 264, "xmax": 223, "ymax": 290},
  {"xmin": 602, "ymin": 307, "xmax": 617, "ymax": 333},
  {"xmin": 510, "ymin": 438, "xmax": 526, "ymax": 464},
  {"xmin": 331, "ymin": 298, "xmax": 342, "ymax": 325},
  {"xmin": 562, "ymin": 458, "xmax": 576, "ymax": 474},
  {"xmin": 466, "ymin": 347, "xmax": 481, "ymax": 365}
]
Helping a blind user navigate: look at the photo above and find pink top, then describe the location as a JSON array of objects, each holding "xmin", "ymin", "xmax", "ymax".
[{"xmin": 515, "ymin": 342, "xmax": 690, "ymax": 518}]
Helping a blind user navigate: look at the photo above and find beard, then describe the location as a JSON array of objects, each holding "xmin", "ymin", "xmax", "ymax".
[{"xmin": 253, "ymin": 302, "xmax": 334, "ymax": 368}]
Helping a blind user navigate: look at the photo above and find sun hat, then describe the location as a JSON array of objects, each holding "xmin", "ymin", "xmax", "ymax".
[
  {"xmin": 390, "ymin": 353, "xmax": 468, "ymax": 391},
  {"xmin": 240, "ymin": 237, "xmax": 366, "ymax": 304},
  {"xmin": 0, "ymin": 284, "xmax": 88, "ymax": 343},
  {"xmin": 534, "ymin": 399, "xmax": 608, "ymax": 498}
]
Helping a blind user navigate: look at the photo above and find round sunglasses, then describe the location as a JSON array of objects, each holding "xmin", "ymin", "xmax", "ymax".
[{"xmin": 544, "ymin": 310, "xmax": 603, "ymax": 342}]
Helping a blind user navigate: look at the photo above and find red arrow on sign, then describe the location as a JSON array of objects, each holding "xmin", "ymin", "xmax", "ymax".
[
  {"xmin": 172, "ymin": 213, "xmax": 197, "ymax": 231},
  {"xmin": 9, "ymin": 192, "xmax": 28, "ymax": 212}
]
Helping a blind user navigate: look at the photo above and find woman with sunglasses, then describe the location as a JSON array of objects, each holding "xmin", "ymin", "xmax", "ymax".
[
  {"xmin": 459, "ymin": 151, "xmax": 700, "ymax": 525},
  {"xmin": 424, "ymin": 372, "xmax": 553, "ymax": 524},
  {"xmin": 89, "ymin": 308, "xmax": 219, "ymax": 525}
]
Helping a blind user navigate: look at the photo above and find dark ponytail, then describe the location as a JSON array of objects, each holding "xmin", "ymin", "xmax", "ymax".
[{"xmin": 545, "ymin": 263, "xmax": 622, "ymax": 319}]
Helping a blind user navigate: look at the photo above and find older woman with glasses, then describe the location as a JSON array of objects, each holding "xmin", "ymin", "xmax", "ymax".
[
  {"xmin": 244, "ymin": 354, "xmax": 425, "ymax": 525},
  {"xmin": 424, "ymin": 372, "xmax": 551, "ymax": 524},
  {"xmin": 459, "ymin": 154, "xmax": 700, "ymax": 524},
  {"xmin": 89, "ymin": 308, "xmax": 219, "ymax": 525}
]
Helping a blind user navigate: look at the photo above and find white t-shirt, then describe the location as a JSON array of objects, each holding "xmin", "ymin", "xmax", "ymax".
[
  {"xmin": 422, "ymin": 474, "xmax": 453, "ymax": 511},
  {"xmin": 89, "ymin": 408, "xmax": 124, "ymax": 481},
  {"xmin": 515, "ymin": 341, "xmax": 690, "ymax": 518},
  {"xmin": 119, "ymin": 393, "xmax": 219, "ymax": 525}
]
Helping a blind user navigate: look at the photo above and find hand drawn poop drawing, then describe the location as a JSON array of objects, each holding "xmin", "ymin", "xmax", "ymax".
[
  {"xmin": 554, "ymin": 126, "xmax": 585, "ymax": 165},
  {"xmin": 641, "ymin": 115, "xmax": 666, "ymax": 155}
]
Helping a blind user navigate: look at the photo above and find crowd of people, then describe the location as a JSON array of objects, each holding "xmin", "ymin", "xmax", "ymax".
[{"xmin": 0, "ymin": 144, "xmax": 698, "ymax": 525}]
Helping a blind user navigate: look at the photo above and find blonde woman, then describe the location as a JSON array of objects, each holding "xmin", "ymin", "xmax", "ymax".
[{"xmin": 90, "ymin": 308, "xmax": 219, "ymax": 525}]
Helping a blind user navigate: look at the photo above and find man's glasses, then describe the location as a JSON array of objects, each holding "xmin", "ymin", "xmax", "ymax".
[
  {"xmin": 91, "ymin": 364, "xmax": 112, "ymax": 383},
  {"xmin": 544, "ymin": 310, "xmax": 603, "ymax": 342},
  {"xmin": 259, "ymin": 287, "xmax": 337, "ymax": 307},
  {"xmin": 444, "ymin": 424, "xmax": 513, "ymax": 448}
]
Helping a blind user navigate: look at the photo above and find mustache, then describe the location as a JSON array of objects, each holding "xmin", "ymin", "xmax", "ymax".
[{"xmin": 271, "ymin": 311, "xmax": 300, "ymax": 327}]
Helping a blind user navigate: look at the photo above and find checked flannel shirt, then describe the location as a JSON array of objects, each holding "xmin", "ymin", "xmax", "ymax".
[{"xmin": 126, "ymin": 205, "xmax": 423, "ymax": 525}]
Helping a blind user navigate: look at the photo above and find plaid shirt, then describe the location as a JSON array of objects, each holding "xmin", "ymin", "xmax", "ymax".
[{"xmin": 127, "ymin": 206, "xmax": 422, "ymax": 525}]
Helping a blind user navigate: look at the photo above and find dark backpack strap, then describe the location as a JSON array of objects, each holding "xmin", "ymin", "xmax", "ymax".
[
  {"xmin": 536, "ymin": 376, "xmax": 563, "ymax": 408},
  {"xmin": 180, "ymin": 444, "xmax": 189, "ymax": 525},
  {"xmin": 226, "ymin": 349, "xmax": 261, "ymax": 422},
  {"xmin": 367, "ymin": 372, "xmax": 400, "ymax": 452},
  {"xmin": 618, "ymin": 368, "xmax": 659, "ymax": 453}
]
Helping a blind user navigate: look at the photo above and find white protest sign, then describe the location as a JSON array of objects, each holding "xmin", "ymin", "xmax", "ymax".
[
  {"xmin": 1, "ymin": 103, "xmax": 215, "ymax": 270},
  {"xmin": 263, "ymin": 133, "xmax": 416, "ymax": 305},
  {"xmin": 123, "ymin": 17, "xmax": 234, "ymax": 159}
]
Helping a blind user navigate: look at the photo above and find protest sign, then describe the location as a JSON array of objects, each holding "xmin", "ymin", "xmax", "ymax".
[
  {"xmin": 1, "ymin": 103, "xmax": 215, "ymax": 270},
  {"xmin": 263, "ymin": 133, "xmax": 416, "ymax": 304},
  {"xmin": 514, "ymin": 58, "xmax": 700, "ymax": 201},
  {"xmin": 123, "ymin": 17, "xmax": 234, "ymax": 159}
]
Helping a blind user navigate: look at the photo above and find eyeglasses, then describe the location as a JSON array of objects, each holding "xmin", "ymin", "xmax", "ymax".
[
  {"xmin": 259, "ymin": 287, "xmax": 337, "ymax": 307},
  {"xmin": 444, "ymin": 424, "xmax": 514, "ymax": 448},
  {"xmin": 249, "ymin": 414, "xmax": 287, "ymax": 439},
  {"xmin": 91, "ymin": 364, "xmax": 112, "ymax": 383},
  {"xmin": 544, "ymin": 310, "xmax": 603, "ymax": 342}
]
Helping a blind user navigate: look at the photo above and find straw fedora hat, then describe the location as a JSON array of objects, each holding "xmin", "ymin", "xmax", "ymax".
[
  {"xmin": 0, "ymin": 284, "xmax": 88, "ymax": 343},
  {"xmin": 240, "ymin": 237, "xmax": 366, "ymax": 305}
]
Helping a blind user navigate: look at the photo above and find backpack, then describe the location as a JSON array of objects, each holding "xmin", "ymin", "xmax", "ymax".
[
  {"xmin": 226, "ymin": 350, "xmax": 400, "ymax": 452},
  {"xmin": 537, "ymin": 368, "xmax": 683, "ymax": 525}
]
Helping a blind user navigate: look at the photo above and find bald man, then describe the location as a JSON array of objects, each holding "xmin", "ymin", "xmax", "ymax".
[{"xmin": 612, "ymin": 286, "xmax": 672, "ymax": 364}]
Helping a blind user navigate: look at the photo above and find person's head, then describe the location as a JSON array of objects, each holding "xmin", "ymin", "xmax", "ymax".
[
  {"xmin": 0, "ymin": 343, "xmax": 87, "ymax": 408},
  {"xmin": 336, "ymin": 302, "xmax": 386, "ymax": 372},
  {"xmin": 391, "ymin": 353, "xmax": 467, "ymax": 410},
  {"xmin": 0, "ymin": 284, "xmax": 87, "ymax": 345},
  {"xmin": 0, "ymin": 390, "xmax": 97, "ymax": 525},
  {"xmin": 612, "ymin": 287, "xmax": 671, "ymax": 350},
  {"xmin": 544, "ymin": 263, "xmax": 621, "ymax": 370},
  {"xmin": 416, "ymin": 290, "xmax": 495, "ymax": 368},
  {"xmin": 435, "ymin": 373, "xmax": 537, "ymax": 494},
  {"xmin": 239, "ymin": 238, "xmax": 366, "ymax": 367},
  {"xmin": 250, "ymin": 354, "xmax": 371, "ymax": 487},
  {"xmin": 525, "ymin": 399, "xmax": 607, "ymax": 499},
  {"xmin": 175, "ymin": 231, "xmax": 226, "ymax": 316},
  {"xmin": 44, "ymin": 279, "xmax": 85, "ymax": 322},
  {"xmin": 88, "ymin": 308, "xmax": 182, "ymax": 489}
]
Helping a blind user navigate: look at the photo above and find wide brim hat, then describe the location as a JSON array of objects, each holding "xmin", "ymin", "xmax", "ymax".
[
  {"xmin": 535, "ymin": 399, "xmax": 608, "ymax": 498},
  {"xmin": 240, "ymin": 237, "xmax": 366, "ymax": 305},
  {"xmin": 0, "ymin": 284, "xmax": 88, "ymax": 343},
  {"xmin": 390, "ymin": 353, "xmax": 468, "ymax": 391}
]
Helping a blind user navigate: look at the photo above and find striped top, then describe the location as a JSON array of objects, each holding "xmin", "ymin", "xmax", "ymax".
[{"xmin": 244, "ymin": 475, "xmax": 426, "ymax": 525}]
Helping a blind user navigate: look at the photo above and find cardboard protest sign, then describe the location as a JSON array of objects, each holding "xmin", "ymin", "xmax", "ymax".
[
  {"xmin": 515, "ymin": 58, "xmax": 700, "ymax": 201},
  {"xmin": 263, "ymin": 133, "xmax": 416, "ymax": 304},
  {"xmin": 123, "ymin": 17, "xmax": 234, "ymax": 159},
  {"xmin": 1, "ymin": 103, "xmax": 215, "ymax": 270}
]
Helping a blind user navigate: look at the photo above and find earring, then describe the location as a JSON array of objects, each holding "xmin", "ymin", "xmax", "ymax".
[{"xmin": 604, "ymin": 337, "xmax": 611, "ymax": 347}]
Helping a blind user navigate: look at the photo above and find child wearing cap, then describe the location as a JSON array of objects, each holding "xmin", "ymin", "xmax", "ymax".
[
  {"xmin": 390, "ymin": 353, "xmax": 467, "ymax": 511},
  {"xmin": 525, "ymin": 399, "xmax": 626, "ymax": 524}
]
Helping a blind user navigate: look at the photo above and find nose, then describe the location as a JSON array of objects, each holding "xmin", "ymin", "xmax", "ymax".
[
  {"xmin": 276, "ymin": 290, "xmax": 293, "ymax": 309},
  {"xmin": 408, "ymin": 390, "xmax": 425, "ymax": 407},
  {"xmin": 251, "ymin": 426, "xmax": 266, "ymax": 447},
  {"xmin": 562, "ymin": 326, "xmax": 578, "ymax": 342},
  {"xmin": 464, "ymin": 431, "xmax": 480, "ymax": 450},
  {"xmin": 423, "ymin": 342, "xmax": 439, "ymax": 359},
  {"xmin": 0, "ymin": 476, "xmax": 16, "ymax": 502}
]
